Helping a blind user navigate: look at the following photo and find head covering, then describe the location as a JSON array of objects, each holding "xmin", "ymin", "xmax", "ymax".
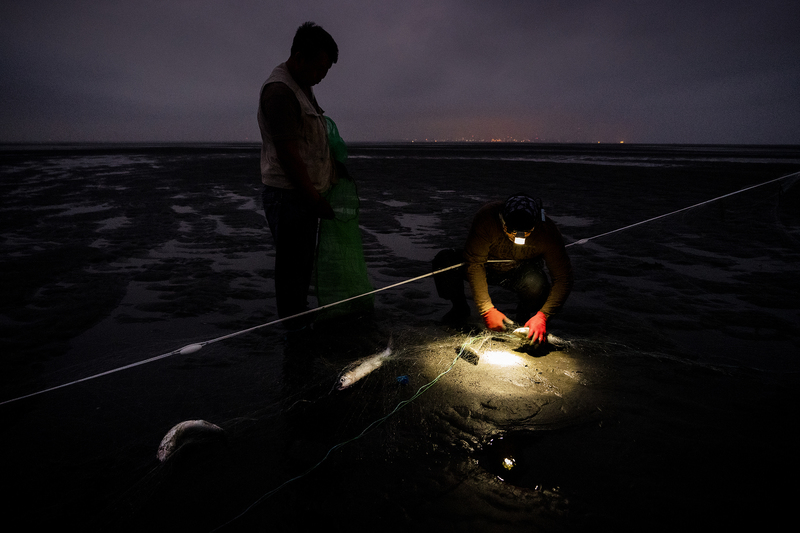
[{"xmin": 501, "ymin": 194, "xmax": 541, "ymax": 232}]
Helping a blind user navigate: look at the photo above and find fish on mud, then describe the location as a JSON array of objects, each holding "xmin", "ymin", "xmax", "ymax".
[
  {"xmin": 511, "ymin": 328, "xmax": 567, "ymax": 346},
  {"xmin": 157, "ymin": 419, "xmax": 226, "ymax": 463},
  {"xmin": 336, "ymin": 338, "xmax": 393, "ymax": 390}
]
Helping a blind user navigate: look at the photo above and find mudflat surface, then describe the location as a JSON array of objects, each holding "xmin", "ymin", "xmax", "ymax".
[{"xmin": 1, "ymin": 143, "xmax": 799, "ymax": 531}]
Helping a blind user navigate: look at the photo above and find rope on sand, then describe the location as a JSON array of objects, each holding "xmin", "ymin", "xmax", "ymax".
[
  {"xmin": 2, "ymin": 170, "xmax": 798, "ymax": 407},
  {"xmin": 0, "ymin": 261, "xmax": 487, "ymax": 406}
]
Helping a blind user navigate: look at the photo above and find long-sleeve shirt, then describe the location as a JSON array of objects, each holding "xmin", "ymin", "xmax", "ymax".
[{"xmin": 463, "ymin": 201, "xmax": 574, "ymax": 317}]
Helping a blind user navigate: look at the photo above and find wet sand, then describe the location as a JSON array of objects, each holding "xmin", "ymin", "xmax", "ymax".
[{"xmin": 1, "ymin": 144, "xmax": 799, "ymax": 531}]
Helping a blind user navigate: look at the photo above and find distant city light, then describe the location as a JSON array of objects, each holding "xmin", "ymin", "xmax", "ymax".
[{"xmin": 405, "ymin": 136, "xmax": 631, "ymax": 143}]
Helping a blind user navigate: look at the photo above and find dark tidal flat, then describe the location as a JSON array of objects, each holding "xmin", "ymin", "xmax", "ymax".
[{"xmin": 1, "ymin": 143, "xmax": 799, "ymax": 531}]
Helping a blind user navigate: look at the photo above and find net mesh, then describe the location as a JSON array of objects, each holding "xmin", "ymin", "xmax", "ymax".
[
  {"xmin": 326, "ymin": 116, "xmax": 348, "ymax": 164},
  {"xmin": 314, "ymin": 118, "xmax": 373, "ymax": 319}
]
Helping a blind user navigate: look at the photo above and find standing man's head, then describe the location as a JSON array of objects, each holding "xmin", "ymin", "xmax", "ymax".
[{"xmin": 287, "ymin": 22, "xmax": 338, "ymax": 87}]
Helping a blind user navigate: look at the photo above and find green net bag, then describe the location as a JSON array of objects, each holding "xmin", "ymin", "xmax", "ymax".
[
  {"xmin": 314, "ymin": 118, "xmax": 373, "ymax": 319},
  {"xmin": 326, "ymin": 116, "xmax": 348, "ymax": 164}
]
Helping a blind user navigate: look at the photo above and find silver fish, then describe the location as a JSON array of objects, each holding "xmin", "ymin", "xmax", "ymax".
[
  {"xmin": 512, "ymin": 328, "xmax": 566, "ymax": 346},
  {"xmin": 337, "ymin": 338, "xmax": 393, "ymax": 390},
  {"xmin": 512, "ymin": 327, "xmax": 531, "ymax": 339},
  {"xmin": 157, "ymin": 419, "xmax": 226, "ymax": 462}
]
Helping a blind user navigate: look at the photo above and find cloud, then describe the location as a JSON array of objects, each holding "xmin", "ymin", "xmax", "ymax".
[{"xmin": 1, "ymin": 0, "xmax": 798, "ymax": 143}]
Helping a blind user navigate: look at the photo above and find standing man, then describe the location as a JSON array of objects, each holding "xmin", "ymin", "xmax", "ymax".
[
  {"xmin": 257, "ymin": 22, "xmax": 338, "ymax": 329},
  {"xmin": 433, "ymin": 193, "xmax": 573, "ymax": 344}
]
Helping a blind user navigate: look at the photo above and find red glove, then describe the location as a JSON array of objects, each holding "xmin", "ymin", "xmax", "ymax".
[
  {"xmin": 482, "ymin": 307, "xmax": 512, "ymax": 331},
  {"xmin": 525, "ymin": 311, "xmax": 547, "ymax": 343}
]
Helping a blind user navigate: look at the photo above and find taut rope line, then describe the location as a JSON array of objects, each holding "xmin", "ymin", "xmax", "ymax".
[
  {"xmin": 565, "ymin": 171, "xmax": 799, "ymax": 247},
  {"xmin": 1, "ymin": 170, "xmax": 797, "ymax": 406}
]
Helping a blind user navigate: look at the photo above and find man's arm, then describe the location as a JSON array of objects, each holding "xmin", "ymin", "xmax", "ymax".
[
  {"xmin": 463, "ymin": 205, "xmax": 515, "ymax": 331},
  {"xmin": 274, "ymin": 139, "xmax": 334, "ymax": 219},
  {"xmin": 464, "ymin": 223, "xmax": 493, "ymax": 315}
]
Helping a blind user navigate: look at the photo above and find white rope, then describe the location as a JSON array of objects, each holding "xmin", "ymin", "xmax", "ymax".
[
  {"xmin": 0, "ymin": 261, "xmax": 479, "ymax": 406},
  {"xmin": 565, "ymin": 171, "xmax": 799, "ymax": 247},
  {"xmin": 2, "ymin": 170, "xmax": 797, "ymax": 406}
]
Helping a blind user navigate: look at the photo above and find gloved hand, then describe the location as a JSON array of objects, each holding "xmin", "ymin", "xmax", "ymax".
[
  {"xmin": 482, "ymin": 307, "xmax": 513, "ymax": 331},
  {"xmin": 525, "ymin": 311, "xmax": 547, "ymax": 343}
]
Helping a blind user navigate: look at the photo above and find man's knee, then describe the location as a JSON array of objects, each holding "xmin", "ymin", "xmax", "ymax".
[
  {"xmin": 520, "ymin": 270, "xmax": 549, "ymax": 296},
  {"xmin": 514, "ymin": 265, "xmax": 550, "ymax": 303}
]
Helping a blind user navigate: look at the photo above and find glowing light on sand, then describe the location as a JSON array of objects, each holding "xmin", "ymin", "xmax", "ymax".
[
  {"xmin": 481, "ymin": 350, "xmax": 527, "ymax": 367},
  {"xmin": 502, "ymin": 457, "xmax": 516, "ymax": 470}
]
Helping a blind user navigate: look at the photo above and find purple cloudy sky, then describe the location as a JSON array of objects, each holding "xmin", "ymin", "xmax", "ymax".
[{"xmin": 1, "ymin": 0, "xmax": 798, "ymax": 144}]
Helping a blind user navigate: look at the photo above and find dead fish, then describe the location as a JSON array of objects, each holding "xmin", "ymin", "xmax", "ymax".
[
  {"xmin": 511, "ymin": 328, "xmax": 567, "ymax": 346},
  {"xmin": 157, "ymin": 419, "xmax": 226, "ymax": 463},
  {"xmin": 337, "ymin": 338, "xmax": 393, "ymax": 390},
  {"xmin": 512, "ymin": 327, "xmax": 531, "ymax": 339}
]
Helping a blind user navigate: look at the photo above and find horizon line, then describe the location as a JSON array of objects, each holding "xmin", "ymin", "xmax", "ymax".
[{"xmin": 2, "ymin": 140, "xmax": 800, "ymax": 148}]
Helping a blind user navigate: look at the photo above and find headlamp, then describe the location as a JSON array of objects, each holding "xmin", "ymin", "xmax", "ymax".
[{"xmin": 500, "ymin": 213, "xmax": 533, "ymax": 245}]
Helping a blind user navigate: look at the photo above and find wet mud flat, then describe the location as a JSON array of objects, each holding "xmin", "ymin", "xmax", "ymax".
[
  {"xmin": 93, "ymin": 318, "xmax": 799, "ymax": 532},
  {"xmin": 1, "ymin": 144, "xmax": 799, "ymax": 531}
]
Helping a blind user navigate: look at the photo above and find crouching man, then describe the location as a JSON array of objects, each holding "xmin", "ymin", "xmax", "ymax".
[{"xmin": 433, "ymin": 193, "xmax": 573, "ymax": 344}]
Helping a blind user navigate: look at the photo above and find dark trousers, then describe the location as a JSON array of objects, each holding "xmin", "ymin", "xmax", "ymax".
[
  {"xmin": 262, "ymin": 186, "xmax": 318, "ymax": 325},
  {"xmin": 433, "ymin": 248, "xmax": 550, "ymax": 322}
]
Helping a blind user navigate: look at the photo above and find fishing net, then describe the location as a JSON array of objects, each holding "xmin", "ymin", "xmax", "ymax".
[
  {"xmin": 314, "ymin": 117, "xmax": 374, "ymax": 320},
  {"xmin": 326, "ymin": 116, "xmax": 348, "ymax": 164}
]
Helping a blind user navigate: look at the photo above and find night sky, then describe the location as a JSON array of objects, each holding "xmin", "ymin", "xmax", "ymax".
[{"xmin": 2, "ymin": 1, "xmax": 798, "ymax": 144}]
